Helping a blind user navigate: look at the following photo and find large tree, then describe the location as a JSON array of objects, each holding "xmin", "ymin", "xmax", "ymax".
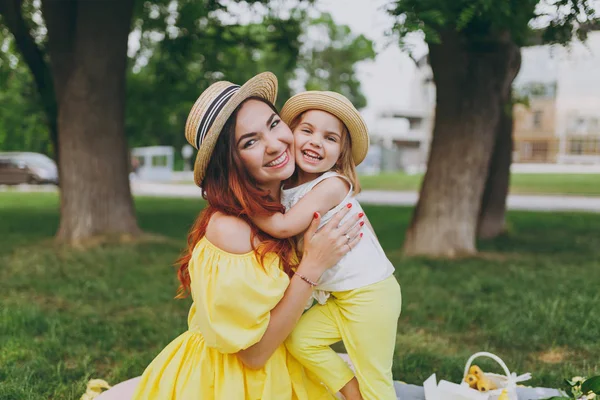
[
  {"xmin": 389, "ymin": 0, "xmax": 599, "ymax": 256},
  {"xmin": 0, "ymin": 0, "xmax": 139, "ymax": 242}
]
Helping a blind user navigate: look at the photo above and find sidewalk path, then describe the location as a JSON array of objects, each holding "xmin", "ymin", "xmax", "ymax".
[
  {"xmin": 3, "ymin": 181, "xmax": 600, "ymax": 212},
  {"xmin": 128, "ymin": 181, "xmax": 600, "ymax": 213}
]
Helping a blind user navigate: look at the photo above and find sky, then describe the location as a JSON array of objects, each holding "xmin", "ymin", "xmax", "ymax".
[
  {"xmin": 143, "ymin": 0, "xmax": 598, "ymax": 122},
  {"xmin": 211, "ymin": 0, "xmax": 428, "ymax": 122},
  {"xmin": 313, "ymin": 0, "xmax": 426, "ymax": 122},
  {"xmin": 313, "ymin": 0, "xmax": 600, "ymax": 121}
]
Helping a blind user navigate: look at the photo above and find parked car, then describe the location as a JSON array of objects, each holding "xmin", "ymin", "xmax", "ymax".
[{"xmin": 0, "ymin": 152, "xmax": 59, "ymax": 185}]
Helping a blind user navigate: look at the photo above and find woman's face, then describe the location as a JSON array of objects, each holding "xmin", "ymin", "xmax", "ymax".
[{"xmin": 234, "ymin": 99, "xmax": 295, "ymax": 187}]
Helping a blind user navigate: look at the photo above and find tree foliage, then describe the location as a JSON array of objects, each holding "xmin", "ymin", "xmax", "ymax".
[
  {"xmin": 389, "ymin": 0, "xmax": 598, "ymax": 46},
  {"xmin": 299, "ymin": 13, "xmax": 376, "ymax": 109},
  {"xmin": 0, "ymin": 22, "xmax": 51, "ymax": 154},
  {"xmin": 1, "ymin": 0, "xmax": 375, "ymax": 156},
  {"xmin": 125, "ymin": 3, "xmax": 306, "ymax": 150}
]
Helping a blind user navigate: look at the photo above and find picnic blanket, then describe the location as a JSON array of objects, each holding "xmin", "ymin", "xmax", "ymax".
[
  {"xmin": 94, "ymin": 376, "xmax": 562, "ymax": 400},
  {"xmin": 393, "ymin": 381, "xmax": 562, "ymax": 399}
]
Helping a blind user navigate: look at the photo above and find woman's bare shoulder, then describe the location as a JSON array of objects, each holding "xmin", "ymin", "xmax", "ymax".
[{"xmin": 205, "ymin": 212, "xmax": 253, "ymax": 254}]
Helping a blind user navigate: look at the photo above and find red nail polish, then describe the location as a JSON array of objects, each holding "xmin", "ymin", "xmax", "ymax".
[
  {"xmin": 314, "ymin": 212, "xmax": 319, "ymax": 219},
  {"xmin": 347, "ymin": 203, "xmax": 352, "ymax": 208},
  {"xmin": 360, "ymin": 221, "xmax": 364, "ymax": 226},
  {"xmin": 360, "ymin": 233, "xmax": 363, "ymax": 237},
  {"xmin": 358, "ymin": 212, "xmax": 364, "ymax": 218}
]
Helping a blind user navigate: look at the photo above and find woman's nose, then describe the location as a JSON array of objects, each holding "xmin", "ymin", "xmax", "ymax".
[{"xmin": 265, "ymin": 134, "xmax": 284, "ymax": 154}]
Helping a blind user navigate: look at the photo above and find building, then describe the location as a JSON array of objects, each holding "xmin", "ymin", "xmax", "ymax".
[
  {"xmin": 367, "ymin": 55, "xmax": 435, "ymax": 171},
  {"xmin": 368, "ymin": 30, "xmax": 600, "ymax": 169},
  {"xmin": 131, "ymin": 146, "xmax": 175, "ymax": 181},
  {"xmin": 512, "ymin": 82, "xmax": 559, "ymax": 163},
  {"xmin": 513, "ymin": 31, "xmax": 600, "ymax": 164}
]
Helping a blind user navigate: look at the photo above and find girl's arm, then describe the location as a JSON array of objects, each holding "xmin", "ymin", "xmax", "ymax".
[
  {"xmin": 251, "ymin": 177, "xmax": 350, "ymax": 239},
  {"xmin": 238, "ymin": 204, "xmax": 363, "ymax": 369}
]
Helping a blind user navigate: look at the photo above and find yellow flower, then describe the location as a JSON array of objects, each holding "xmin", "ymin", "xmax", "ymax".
[{"xmin": 80, "ymin": 379, "xmax": 111, "ymax": 400}]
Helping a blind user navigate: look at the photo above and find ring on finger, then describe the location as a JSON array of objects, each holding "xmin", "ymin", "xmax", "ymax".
[{"xmin": 344, "ymin": 234, "xmax": 351, "ymax": 243}]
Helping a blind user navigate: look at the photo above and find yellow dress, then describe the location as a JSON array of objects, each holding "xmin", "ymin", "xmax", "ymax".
[{"xmin": 132, "ymin": 237, "xmax": 334, "ymax": 400}]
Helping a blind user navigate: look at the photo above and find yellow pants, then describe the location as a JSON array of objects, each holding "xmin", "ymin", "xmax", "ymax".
[{"xmin": 285, "ymin": 276, "xmax": 402, "ymax": 400}]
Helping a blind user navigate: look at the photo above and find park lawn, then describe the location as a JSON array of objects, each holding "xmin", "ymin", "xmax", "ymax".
[
  {"xmin": 359, "ymin": 172, "xmax": 600, "ymax": 196},
  {"xmin": 1, "ymin": 193, "xmax": 599, "ymax": 399}
]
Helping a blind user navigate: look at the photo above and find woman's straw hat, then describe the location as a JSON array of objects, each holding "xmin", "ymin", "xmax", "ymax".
[
  {"xmin": 185, "ymin": 72, "xmax": 278, "ymax": 186},
  {"xmin": 280, "ymin": 91, "xmax": 369, "ymax": 165}
]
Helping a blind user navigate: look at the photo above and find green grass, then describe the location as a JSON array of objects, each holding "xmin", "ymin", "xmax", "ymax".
[
  {"xmin": 1, "ymin": 192, "xmax": 599, "ymax": 399},
  {"xmin": 359, "ymin": 172, "xmax": 600, "ymax": 196}
]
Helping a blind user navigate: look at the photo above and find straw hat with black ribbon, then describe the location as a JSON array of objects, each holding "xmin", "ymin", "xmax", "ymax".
[
  {"xmin": 184, "ymin": 72, "xmax": 278, "ymax": 187},
  {"xmin": 279, "ymin": 91, "xmax": 369, "ymax": 166}
]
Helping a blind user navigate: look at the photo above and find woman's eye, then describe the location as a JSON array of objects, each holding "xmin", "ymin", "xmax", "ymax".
[
  {"xmin": 243, "ymin": 139, "xmax": 256, "ymax": 148},
  {"xmin": 302, "ymin": 129, "xmax": 312, "ymax": 134},
  {"xmin": 270, "ymin": 119, "xmax": 280, "ymax": 129}
]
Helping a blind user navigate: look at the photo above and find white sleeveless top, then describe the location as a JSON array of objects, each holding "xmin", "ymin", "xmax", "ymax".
[{"xmin": 281, "ymin": 171, "xmax": 395, "ymax": 304}]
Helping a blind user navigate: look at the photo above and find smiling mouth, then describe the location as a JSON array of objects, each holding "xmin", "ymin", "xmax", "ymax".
[
  {"xmin": 301, "ymin": 149, "xmax": 323, "ymax": 162},
  {"xmin": 265, "ymin": 150, "xmax": 289, "ymax": 168}
]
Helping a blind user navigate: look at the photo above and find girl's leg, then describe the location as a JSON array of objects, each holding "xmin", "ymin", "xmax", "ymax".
[
  {"xmin": 334, "ymin": 276, "xmax": 402, "ymax": 400},
  {"xmin": 285, "ymin": 301, "xmax": 356, "ymax": 395}
]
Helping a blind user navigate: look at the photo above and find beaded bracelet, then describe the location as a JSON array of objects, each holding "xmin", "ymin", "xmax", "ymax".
[{"xmin": 294, "ymin": 271, "xmax": 318, "ymax": 287}]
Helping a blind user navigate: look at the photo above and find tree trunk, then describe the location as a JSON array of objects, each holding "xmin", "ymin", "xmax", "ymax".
[
  {"xmin": 0, "ymin": 0, "xmax": 59, "ymax": 161},
  {"xmin": 403, "ymin": 31, "xmax": 519, "ymax": 257},
  {"xmin": 42, "ymin": 0, "xmax": 140, "ymax": 242},
  {"xmin": 477, "ymin": 47, "xmax": 521, "ymax": 240}
]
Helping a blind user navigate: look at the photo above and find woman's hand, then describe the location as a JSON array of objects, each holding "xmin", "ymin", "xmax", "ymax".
[{"xmin": 299, "ymin": 204, "xmax": 363, "ymax": 280}]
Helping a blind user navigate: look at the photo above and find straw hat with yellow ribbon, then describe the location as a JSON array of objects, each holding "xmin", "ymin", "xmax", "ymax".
[
  {"xmin": 280, "ymin": 91, "xmax": 369, "ymax": 166},
  {"xmin": 185, "ymin": 72, "xmax": 278, "ymax": 187}
]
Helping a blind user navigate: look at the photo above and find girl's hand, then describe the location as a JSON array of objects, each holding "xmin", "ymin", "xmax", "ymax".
[{"xmin": 299, "ymin": 204, "xmax": 363, "ymax": 280}]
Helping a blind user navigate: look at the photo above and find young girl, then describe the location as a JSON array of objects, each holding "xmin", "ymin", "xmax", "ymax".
[{"xmin": 251, "ymin": 91, "xmax": 402, "ymax": 400}]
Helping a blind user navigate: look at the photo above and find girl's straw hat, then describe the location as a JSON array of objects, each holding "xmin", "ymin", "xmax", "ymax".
[
  {"xmin": 280, "ymin": 91, "xmax": 369, "ymax": 165},
  {"xmin": 185, "ymin": 72, "xmax": 278, "ymax": 186}
]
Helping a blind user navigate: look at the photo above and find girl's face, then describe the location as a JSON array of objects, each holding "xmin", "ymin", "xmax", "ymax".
[
  {"xmin": 234, "ymin": 99, "xmax": 295, "ymax": 188},
  {"xmin": 293, "ymin": 110, "xmax": 344, "ymax": 177}
]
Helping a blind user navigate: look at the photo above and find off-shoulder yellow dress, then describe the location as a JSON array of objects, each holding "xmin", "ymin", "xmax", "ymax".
[{"xmin": 132, "ymin": 237, "xmax": 334, "ymax": 400}]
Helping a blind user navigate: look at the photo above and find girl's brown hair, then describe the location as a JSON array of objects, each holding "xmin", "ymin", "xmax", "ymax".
[{"xmin": 175, "ymin": 97, "xmax": 297, "ymax": 298}]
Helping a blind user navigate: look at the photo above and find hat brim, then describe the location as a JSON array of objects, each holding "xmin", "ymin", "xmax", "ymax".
[
  {"xmin": 280, "ymin": 92, "xmax": 369, "ymax": 166},
  {"xmin": 192, "ymin": 72, "xmax": 278, "ymax": 186}
]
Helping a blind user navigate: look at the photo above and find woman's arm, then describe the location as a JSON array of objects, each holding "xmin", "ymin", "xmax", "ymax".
[
  {"xmin": 251, "ymin": 177, "xmax": 350, "ymax": 239},
  {"xmin": 237, "ymin": 204, "xmax": 363, "ymax": 369}
]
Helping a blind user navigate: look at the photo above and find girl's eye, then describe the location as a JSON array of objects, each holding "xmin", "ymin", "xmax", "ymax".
[
  {"xmin": 327, "ymin": 137, "xmax": 337, "ymax": 142},
  {"xmin": 243, "ymin": 139, "xmax": 257, "ymax": 149},
  {"xmin": 270, "ymin": 119, "xmax": 280, "ymax": 129}
]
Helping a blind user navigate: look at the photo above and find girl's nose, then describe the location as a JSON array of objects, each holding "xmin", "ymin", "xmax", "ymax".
[{"xmin": 310, "ymin": 138, "xmax": 322, "ymax": 148}]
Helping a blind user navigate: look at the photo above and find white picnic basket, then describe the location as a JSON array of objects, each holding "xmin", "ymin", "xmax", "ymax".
[
  {"xmin": 424, "ymin": 352, "xmax": 531, "ymax": 400},
  {"xmin": 461, "ymin": 352, "xmax": 532, "ymax": 400}
]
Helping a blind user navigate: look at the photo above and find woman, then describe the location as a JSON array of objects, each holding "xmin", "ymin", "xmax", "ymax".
[{"xmin": 129, "ymin": 72, "xmax": 364, "ymax": 399}]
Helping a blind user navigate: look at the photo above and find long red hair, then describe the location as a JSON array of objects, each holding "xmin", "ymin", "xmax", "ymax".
[{"xmin": 176, "ymin": 97, "xmax": 298, "ymax": 298}]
